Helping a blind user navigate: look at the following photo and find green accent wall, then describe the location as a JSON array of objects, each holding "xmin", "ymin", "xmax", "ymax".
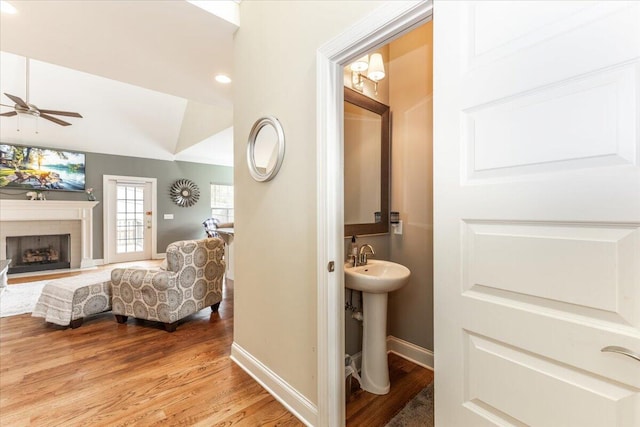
[{"xmin": 0, "ymin": 151, "xmax": 233, "ymax": 258}]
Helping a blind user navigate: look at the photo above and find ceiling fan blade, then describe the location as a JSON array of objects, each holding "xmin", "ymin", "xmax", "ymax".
[
  {"xmin": 4, "ymin": 93, "xmax": 28, "ymax": 109},
  {"xmin": 0, "ymin": 111, "xmax": 18, "ymax": 117},
  {"xmin": 39, "ymin": 109, "xmax": 83, "ymax": 118},
  {"xmin": 0, "ymin": 103, "xmax": 15, "ymax": 108},
  {"xmin": 40, "ymin": 113, "xmax": 71, "ymax": 126}
]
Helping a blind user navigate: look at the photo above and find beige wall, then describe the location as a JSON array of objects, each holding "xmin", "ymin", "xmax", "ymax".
[
  {"xmin": 233, "ymin": 0, "xmax": 385, "ymax": 404},
  {"xmin": 387, "ymin": 22, "xmax": 434, "ymax": 350}
]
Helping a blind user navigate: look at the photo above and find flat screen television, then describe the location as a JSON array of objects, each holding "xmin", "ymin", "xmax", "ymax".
[{"xmin": 0, "ymin": 143, "xmax": 86, "ymax": 191}]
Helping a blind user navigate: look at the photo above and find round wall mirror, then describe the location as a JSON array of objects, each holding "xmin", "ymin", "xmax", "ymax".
[{"xmin": 247, "ymin": 116, "xmax": 285, "ymax": 182}]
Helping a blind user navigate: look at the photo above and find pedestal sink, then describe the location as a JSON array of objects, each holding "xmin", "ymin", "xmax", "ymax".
[{"xmin": 344, "ymin": 260, "xmax": 410, "ymax": 394}]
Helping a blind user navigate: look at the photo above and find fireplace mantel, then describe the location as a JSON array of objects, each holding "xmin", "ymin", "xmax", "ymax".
[
  {"xmin": 0, "ymin": 200, "xmax": 99, "ymax": 221},
  {"xmin": 0, "ymin": 200, "xmax": 99, "ymax": 269}
]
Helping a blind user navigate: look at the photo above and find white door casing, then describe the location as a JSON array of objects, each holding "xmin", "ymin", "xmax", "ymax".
[
  {"xmin": 103, "ymin": 175, "xmax": 157, "ymax": 264},
  {"xmin": 316, "ymin": 1, "xmax": 433, "ymax": 425},
  {"xmin": 434, "ymin": 2, "xmax": 640, "ymax": 426}
]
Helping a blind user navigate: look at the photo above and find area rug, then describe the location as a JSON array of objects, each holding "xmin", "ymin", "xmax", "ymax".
[
  {"xmin": 0, "ymin": 281, "xmax": 47, "ymax": 317},
  {"xmin": 385, "ymin": 382, "xmax": 434, "ymax": 427}
]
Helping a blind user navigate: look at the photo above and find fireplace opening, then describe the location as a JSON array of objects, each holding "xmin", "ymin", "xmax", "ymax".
[{"xmin": 6, "ymin": 234, "xmax": 71, "ymax": 274}]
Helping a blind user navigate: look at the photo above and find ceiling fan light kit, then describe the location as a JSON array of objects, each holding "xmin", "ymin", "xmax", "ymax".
[{"xmin": 0, "ymin": 58, "xmax": 83, "ymax": 128}]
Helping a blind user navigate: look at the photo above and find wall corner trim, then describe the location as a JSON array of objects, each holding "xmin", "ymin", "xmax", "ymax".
[
  {"xmin": 230, "ymin": 342, "xmax": 318, "ymax": 426},
  {"xmin": 387, "ymin": 336, "xmax": 434, "ymax": 371}
]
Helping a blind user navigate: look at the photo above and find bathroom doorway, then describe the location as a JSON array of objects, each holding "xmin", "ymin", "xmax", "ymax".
[
  {"xmin": 316, "ymin": 2, "xmax": 433, "ymax": 425},
  {"xmin": 342, "ymin": 19, "xmax": 434, "ymax": 426}
]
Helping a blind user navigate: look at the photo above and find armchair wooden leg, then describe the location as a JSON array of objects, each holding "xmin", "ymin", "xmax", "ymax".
[
  {"xmin": 164, "ymin": 322, "xmax": 178, "ymax": 332},
  {"xmin": 69, "ymin": 318, "xmax": 83, "ymax": 329},
  {"xmin": 211, "ymin": 302, "xmax": 221, "ymax": 312},
  {"xmin": 115, "ymin": 315, "xmax": 128, "ymax": 324}
]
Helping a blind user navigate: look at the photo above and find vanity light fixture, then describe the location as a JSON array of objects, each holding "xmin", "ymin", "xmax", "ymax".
[{"xmin": 350, "ymin": 53, "xmax": 385, "ymax": 94}]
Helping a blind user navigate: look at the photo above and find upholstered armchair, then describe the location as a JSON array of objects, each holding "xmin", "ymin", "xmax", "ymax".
[{"xmin": 111, "ymin": 238, "xmax": 226, "ymax": 332}]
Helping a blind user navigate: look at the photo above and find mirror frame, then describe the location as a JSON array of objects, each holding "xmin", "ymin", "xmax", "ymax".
[
  {"xmin": 344, "ymin": 87, "xmax": 390, "ymax": 236},
  {"xmin": 247, "ymin": 116, "xmax": 286, "ymax": 182}
]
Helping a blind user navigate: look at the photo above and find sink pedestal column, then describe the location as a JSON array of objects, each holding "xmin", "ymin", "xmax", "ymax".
[{"xmin": 360, "ymin": 292, "xmax": 390, "ymax": 395}]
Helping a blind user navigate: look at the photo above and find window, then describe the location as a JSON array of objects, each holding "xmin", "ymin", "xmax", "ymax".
[
  {"xmin": 116, "ymin": 184, "xmax": 145, "ymax": 253},
  {"xmin": 211, "ymin": 184, "xmax": 234, "ymax": 223}
]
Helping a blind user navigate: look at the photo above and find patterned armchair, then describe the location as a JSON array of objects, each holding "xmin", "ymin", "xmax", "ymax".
[{"xmin": 111, "ymin": 238, "xmax": 226, "ymax": 332}]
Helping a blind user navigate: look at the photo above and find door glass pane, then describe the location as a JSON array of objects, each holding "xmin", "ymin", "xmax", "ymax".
[{"xmin": 116, "ymin": 184, "xmax": 145, "ymax": 254}]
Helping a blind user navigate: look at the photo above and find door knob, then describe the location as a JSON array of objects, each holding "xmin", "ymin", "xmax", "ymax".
[{"xmin": 601, "ymin": 346, "xmax": 640, "ymax": 362}]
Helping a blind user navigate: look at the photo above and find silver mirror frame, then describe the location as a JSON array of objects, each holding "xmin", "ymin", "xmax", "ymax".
[{"xmin": 246, "ymin": 116, "xmax": 285, "ymax": 182}]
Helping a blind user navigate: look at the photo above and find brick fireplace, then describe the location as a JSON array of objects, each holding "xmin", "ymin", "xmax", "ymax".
[{"xmin": 0, "ymin": 200, "xmax": 99, "ymax": 274}]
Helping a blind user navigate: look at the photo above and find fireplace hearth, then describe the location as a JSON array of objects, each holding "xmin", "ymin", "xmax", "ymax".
[{"xmin": 6, "ymin": 234, "xmax": 71, "ymax": 274}]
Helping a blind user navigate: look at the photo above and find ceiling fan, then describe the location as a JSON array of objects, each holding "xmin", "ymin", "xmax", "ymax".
[{"xmin": 0, "ymin": 58, "xmax": 83, "ymax": 126}]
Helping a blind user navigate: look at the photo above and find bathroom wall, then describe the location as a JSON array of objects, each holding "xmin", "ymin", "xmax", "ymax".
[
  {"xmin": 233, "ymin": 0, "xmax": 385, "ymax": 406},
  {"xmin": 387, "ymin": 22, "xmax": 434, "ymax": 351}
]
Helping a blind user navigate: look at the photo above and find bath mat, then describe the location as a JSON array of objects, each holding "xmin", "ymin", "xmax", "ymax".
[{"xmin": 385, "ymin": 382, "xmax": 434, "ymax": 427}]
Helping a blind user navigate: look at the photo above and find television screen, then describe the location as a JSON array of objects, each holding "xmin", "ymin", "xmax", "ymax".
[{"xmin": 0, "ymin": 143, "xmax": 86, "ymax": 191}]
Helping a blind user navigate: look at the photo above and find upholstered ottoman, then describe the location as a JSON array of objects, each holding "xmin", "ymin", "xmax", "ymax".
[{"xmin": 32, "ymin": 270, "xmax": 112, "ymax": 328}]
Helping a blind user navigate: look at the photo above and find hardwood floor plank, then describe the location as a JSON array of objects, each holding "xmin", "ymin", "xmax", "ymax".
[{"xmin": 1, "ymin": 263, "xmax": 432, "ymax": 426}]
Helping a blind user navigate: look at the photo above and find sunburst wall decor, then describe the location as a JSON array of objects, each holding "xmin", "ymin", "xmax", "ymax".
[{"xmin": 170, "ymin": 179, "xmax": 200, "ymax": 207}]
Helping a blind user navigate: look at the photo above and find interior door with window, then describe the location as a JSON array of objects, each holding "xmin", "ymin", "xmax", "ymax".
[
  {"xmin": 434, "ymin": 2, "xmax": 640, "ymax": 425},
  {"xmin": 104, "ymin": 177, "xmax": 154, "ymax": 263}
]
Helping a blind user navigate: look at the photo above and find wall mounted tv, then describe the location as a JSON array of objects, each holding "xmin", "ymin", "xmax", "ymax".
[{"xmin": 0, "ymin": 143, "xmax": 86, "ymax": 191}]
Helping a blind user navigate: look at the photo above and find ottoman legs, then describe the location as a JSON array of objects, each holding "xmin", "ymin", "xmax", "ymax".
[
  {"xmin": 115, "ymin": 314, "xmax": 128, "ymax": 324},
  {"xmin": 70, "ymin": 318, "xmax": 84, "ymax": 329}
]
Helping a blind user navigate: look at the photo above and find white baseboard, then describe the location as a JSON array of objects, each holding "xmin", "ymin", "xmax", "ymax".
[
  {"xmin": 386, "ymin": 336, "xmax": 434, "ymax": 371},
  {"xmin": 230, "ymin": 342, "xmax": 317, "ymax": 426}
]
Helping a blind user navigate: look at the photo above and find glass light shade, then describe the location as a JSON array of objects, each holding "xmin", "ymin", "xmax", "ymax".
[
  {"xmin": 215, "ymin": 74, "xmax": 232, "ymax": 84},
  {"xmin": 1, "ymin": 1, "xmax": 17, "ymax": 14},
  {"xmin": 350, "ymin": 55, "xmax": 369, "ymax": 72},
  {"xmin": 367, "ymin": 53, "xmax": 385, "ymax": 82}
]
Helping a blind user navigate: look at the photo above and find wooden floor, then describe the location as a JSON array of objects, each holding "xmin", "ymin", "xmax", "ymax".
[
  {"xmin": 347, "ymin": 354, "xmax": 434, "ymax": 426},
  {"xmin": 1, "ymin": 264, "xmax": 433, "ymax": 426}
]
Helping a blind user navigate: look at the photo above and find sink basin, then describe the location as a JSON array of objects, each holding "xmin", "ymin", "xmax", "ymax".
[{"xmin": 344, "ymin": 259, "xmax": 410, "ymax": 294}]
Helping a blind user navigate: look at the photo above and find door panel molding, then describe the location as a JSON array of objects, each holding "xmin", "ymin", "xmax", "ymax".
[{"xmin": 435, "ymin": 1, "xmax": 640, "ymax": 424}]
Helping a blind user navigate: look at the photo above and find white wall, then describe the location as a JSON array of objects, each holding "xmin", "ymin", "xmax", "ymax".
[{"xmin": 233, "ymin": 0, "xmax": 385, "ymax": 405}]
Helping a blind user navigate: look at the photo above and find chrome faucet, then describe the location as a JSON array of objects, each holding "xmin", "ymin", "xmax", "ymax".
[{"xmin": 358, "ymin": 244, "xmax": 375, "ymax": 265}]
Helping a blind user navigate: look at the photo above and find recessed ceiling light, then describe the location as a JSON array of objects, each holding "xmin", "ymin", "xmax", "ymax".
[
  {"xmin": 215, "ymin": 74, "xmax": 232, "ymax": 84},
  {"xmin": 0, "ymin": 1, "xmax": 17, "ymax": 14}
]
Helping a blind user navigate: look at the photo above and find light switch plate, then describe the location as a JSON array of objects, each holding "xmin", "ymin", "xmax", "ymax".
[{"xmin": 163, "ymin": 214, "xmax": 174, "ymax": 220}]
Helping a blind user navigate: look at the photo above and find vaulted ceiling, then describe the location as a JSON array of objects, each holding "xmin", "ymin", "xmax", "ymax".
[{"xmin": 0, "ymin": 0, "xmax": 237, "ymax": 165}]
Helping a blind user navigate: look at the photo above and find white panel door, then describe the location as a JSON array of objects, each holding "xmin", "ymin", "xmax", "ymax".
[{"xmin": 434, "ymin": 2, "xmax": 640, "ymax": 425}]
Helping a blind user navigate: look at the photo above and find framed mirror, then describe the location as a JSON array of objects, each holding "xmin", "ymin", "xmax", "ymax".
[
  {"xmin": 344, "ymin": 87, "xmax": 390, "ymax": 236},
  {"xmin": 247, "ymin": 116, "xmax": 285, "ymax": 182}
]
